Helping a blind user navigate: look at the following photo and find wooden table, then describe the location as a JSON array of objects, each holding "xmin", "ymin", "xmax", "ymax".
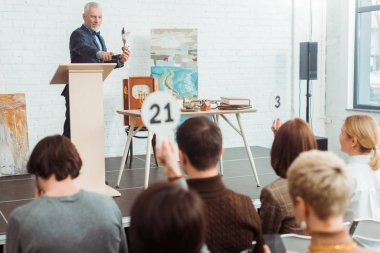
[{"xmin": 116, "ymin": 108, "xmax": 260, "ymax": 189}]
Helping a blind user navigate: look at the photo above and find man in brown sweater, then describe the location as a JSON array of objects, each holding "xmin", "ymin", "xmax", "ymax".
[{"xmin": 156, "ymin": 116, "xmax": 263, "ymax": 253}]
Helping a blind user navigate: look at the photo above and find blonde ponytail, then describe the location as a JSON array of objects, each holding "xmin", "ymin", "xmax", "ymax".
[{"xmin": 370, "ymin": 148, "xmax": 380, "ymax": 170}]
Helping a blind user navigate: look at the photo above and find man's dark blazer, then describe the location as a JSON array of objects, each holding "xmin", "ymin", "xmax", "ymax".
[
  {"xmin": 70, "ymin": 24, "xmax": 107, "ymax": 64},
  {"xmin": 62, "ymin": 24, "xmax": 123, "ymax": 137},
  {"xmin": 62, "ymin": 24, "xmax": 124, "ymax": 96}
]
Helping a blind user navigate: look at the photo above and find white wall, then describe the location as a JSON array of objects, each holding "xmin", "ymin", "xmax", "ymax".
[
  {"xmin": 292, "ymin": 0, "xmax": 327, "ymax": 138},
  {"xmin": 0, "ymin": 0, "xmax": 327, "ymax": 157}
]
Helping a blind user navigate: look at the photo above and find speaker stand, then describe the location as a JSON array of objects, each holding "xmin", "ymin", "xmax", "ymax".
[{"xmin": 306, "ymin": 79, "xmax": 311, "ymax": 123}]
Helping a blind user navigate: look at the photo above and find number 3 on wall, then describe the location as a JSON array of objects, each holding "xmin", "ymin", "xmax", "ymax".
[{"xmin": 275, "ymin": 95, "xmax": 281, "ymax": 109}]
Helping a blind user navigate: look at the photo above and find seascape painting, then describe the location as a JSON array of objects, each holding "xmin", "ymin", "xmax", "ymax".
[
  {"xmin": 151, "ymin": 28, "xmax": 198, "ymax": 98},
  {"xmin": 0, "ymin": 94, "xmax": 29, "ymax": 176},
  {"xmin": 151, "ymin": 66, "xmax": 198, "ymax": 98}
]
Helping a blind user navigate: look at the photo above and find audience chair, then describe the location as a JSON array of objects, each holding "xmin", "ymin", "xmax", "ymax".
[
  {"xmin": 349, "ymin": 218, "xmax": 380, "ymax": 240},
  {"xmin": 252, "ymin": 199, "xmax": 261, "ymax": 213},
  {"xmin": 350, "ymin": 219, "xmax": 380, "ymax": 251},
  {"xmin": 343, "ymin": 221, "xmax": 351, "ymax": 228},
  {"xmin": 280, "ymin": 233, "xmax": 311, "ymax": 253},
  {"xmin": 239, "ymin": 241, "xmax": 257, "ymax": 253},
  {"xmin": 353, "ymin": 235, "xmax": 380, "ymax": 251}
]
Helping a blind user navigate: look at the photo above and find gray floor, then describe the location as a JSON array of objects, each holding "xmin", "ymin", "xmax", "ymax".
[{"xmin": 0, "ymin": 145, "xmax": 277, "ymax": 250}]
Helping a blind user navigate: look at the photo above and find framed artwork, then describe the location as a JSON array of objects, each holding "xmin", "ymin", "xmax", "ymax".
[
  {"xmin": 151, "ymin": 66, "xmax": 198, "ymax": 98},
  {"xmin": 123, "ymin": 77, "xmax": 156, "ymax": 127},
  {"xmin": 151, "ymin": 29, "xmax": 198, "ymax": 98},
  {"xmin": 0, "ymin": 93, "xmax": 29, "ymax": 176}
]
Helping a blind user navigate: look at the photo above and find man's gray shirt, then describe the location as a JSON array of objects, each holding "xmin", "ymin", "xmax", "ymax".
[{"xmin": 6, "ymin": 190, "xmax": 128, "ymax": 253}]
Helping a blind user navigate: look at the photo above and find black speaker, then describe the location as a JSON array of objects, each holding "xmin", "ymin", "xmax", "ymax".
[
  {"xmin": 299, "ymin": 42, "xmax": 318, "ymax": 80},
  {"xmin": 316, "ymin": 136, "xmax": 328, "ymax": 151}
]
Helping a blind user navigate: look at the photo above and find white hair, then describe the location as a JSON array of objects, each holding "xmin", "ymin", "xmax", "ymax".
[{"xmin": 84, "ymin": 2, "xmax": 100, "ymax": 14}]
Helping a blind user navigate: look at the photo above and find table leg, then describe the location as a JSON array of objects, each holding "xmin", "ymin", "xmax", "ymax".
[
  {"xmin": 116, "ymin": 116, "xmax": 137, "ymax": 188},
  {"xmin": 235, "ymin": 113, "xmax": 260, "ymax": 187},
  {"xmin": 144, "ymin": 130, "xmax": 153, "ymax": 189},
  {"xmin": 214, "ymin": 115, "xmax": 224, "ymax": 175}
]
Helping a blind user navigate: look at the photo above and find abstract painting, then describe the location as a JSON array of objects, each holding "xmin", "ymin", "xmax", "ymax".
[
  {"xmin": 151, "ymin": 28, "xmax": 198, "ymax": 98},
  {"xmin": 0, "ymin": 94, "xmax": 29, "ymax": 176},
  {"xmin": 151, "ymin": 66, "xmax": 198, "ymax": 98}
]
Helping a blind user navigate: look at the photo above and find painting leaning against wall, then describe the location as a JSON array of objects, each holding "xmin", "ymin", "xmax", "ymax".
[{"xmin": 0, "ymin": 94, "xmax": 29, "ymax": 177}]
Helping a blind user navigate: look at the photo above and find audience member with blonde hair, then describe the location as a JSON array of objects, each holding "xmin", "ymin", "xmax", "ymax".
[
  {"xmin": 260, "ymin": 118, "xmax": 317, "ymax": 234},
  {"xmin": 339, "ymin": 114, "xmax": 380, "ymax": 221},
  {"xmin": 287, "ymin": 150, "xmax": 374, "ymax": 253}
]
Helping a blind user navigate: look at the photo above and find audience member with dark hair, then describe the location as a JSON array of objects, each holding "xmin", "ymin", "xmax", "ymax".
[
  {"xmin": 288, "ymin": 150, "xmax": 374, "ymax": 253},
  {"xmin": 6, "ymin": 135, "xmax": 128, "ymax": 253},
  {"xmin": 129, "ymin": 182, "xmax": 206, "ymax": 253},
  {"xmin": 157, "ymin": 116, "xmax": 263, "ymax": 253},
  {"xmin": 260, "ymin": 118, "xmax": 317, "ymax": 234},
  {"xmin": 339, "ymin": 114, "xmax": 380, "ymax": 221}
]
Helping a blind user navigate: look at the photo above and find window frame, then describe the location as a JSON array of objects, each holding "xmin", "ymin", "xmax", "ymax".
[{"xmin": 354, "ymin": 2, "xmax": 380, "ymax": 110}]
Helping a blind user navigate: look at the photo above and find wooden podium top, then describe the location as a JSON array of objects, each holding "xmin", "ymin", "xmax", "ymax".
[{"xmin": 50, "ymin": 63, "xmax": 116, "ymax": 84}]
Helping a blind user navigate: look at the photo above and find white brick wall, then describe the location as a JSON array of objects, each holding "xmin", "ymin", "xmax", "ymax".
[{"xmin": 0, "ymin": 0, "xmax": 323, "ymax": 157}]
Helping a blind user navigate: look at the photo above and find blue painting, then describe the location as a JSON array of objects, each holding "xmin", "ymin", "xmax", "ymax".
[
  {"xmin": 151, "ymin": 29, "xmax": 198, "ymax": 99},
  {"xmin": 151, "ymin": 66, "xmax": 198, "ymax": 98}
]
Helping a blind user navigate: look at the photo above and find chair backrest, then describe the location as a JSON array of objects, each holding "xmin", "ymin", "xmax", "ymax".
[
  {"xmin": 252, "ymin": 199, "xmax": 261, "ymax": 212},
  {"xmin": 281, "ymin": 233, "xmax": 311, "ymax": 253},
  {"xmin": 350, "ymin": 218, "xmax": 380, "ymax": 240},
  {"xmin": 353, "ymin": 235, "xmax": 380, "ymax": 251},
  {"xmin": 343, "ymin": 221, "xmax": 351, "ymax": 229},
  {"xmin": 122, "ymin": 77, "xmax": 157, "ymax": 127},
  {"xmin": 239, "ymin": 241, "xmax": 257, "ymax": 253}
]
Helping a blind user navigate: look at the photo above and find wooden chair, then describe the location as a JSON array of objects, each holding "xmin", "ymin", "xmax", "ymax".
[{"xmin": 123, "ymin": 77, "xmax": 158, "ymax": 169}]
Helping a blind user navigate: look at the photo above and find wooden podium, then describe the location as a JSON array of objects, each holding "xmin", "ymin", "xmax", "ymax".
[{"xmin": 50, "ymin": 63, "xmax": 121, "ymax": 197}]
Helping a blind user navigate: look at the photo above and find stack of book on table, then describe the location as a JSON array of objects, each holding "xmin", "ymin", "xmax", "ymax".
[{"xmin": 219, "ymin": 97, "xmax": 252, "ymax": 110}]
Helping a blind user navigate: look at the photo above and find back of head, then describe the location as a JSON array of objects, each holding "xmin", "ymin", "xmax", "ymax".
[
  {"xmin": 343, "ymin": 114, "xmax": 380, "ymax": 170},
  {"xmin": 27, "ymin": 135, "xmax": 82, "ymax": 181},
  {"xmin": 287, "ymin": 150, "xmax": 351, "ymax": 220},
  {"xmin": 176, "ymin": 116, "xmax": 222, "ymax": 170},
  {"xmin": 271, "ymin": 118, "xmax": 317, "ymax": 178},
  {"xmin": 130, "ymin": 182, "xmax": 205, "ymax": 253}
]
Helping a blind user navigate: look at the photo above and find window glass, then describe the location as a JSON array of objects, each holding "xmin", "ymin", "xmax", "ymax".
[{"xmin": 354, "ymin": 3, "xmax": 380, "ymax": 108}]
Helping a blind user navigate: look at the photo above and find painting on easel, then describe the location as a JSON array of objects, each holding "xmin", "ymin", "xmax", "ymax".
[{"xmin": 0, "ymin": 94, "xmax": 29, "ymax": 177}]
